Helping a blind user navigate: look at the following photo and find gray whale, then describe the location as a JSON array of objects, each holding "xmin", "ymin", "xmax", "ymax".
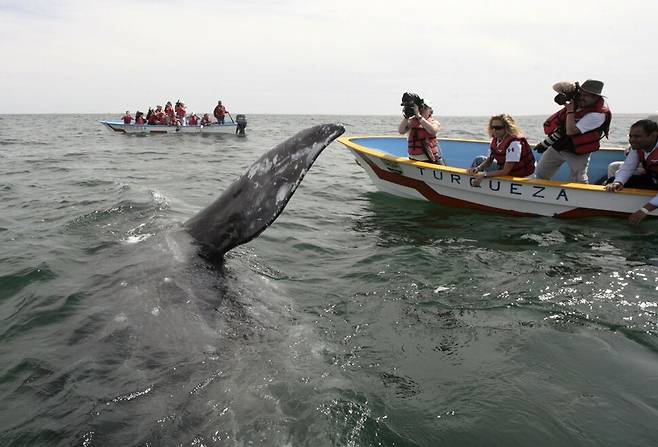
[
  {"xmin": 185, "ymin": 123, "xmax": 345, "ymax": 259},
  {"xmin": 51, "ymin": 123, "xmax": 347, "ymax": 445}
]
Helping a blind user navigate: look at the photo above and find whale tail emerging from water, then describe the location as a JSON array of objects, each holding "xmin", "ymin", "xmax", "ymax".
[{"xmin": 184, "ymin": 123, "xmax": 345, "ymax": 258}]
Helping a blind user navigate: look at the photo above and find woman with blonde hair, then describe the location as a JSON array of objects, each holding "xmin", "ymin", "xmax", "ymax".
[{"xmin": 467, "ymin": 114, "xmax": 535, "ymax": 186}]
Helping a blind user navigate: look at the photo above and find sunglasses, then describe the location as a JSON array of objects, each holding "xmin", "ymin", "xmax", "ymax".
[{"xmin": 490, "ymin": 125, "xmax": 505, "ymax": 130}]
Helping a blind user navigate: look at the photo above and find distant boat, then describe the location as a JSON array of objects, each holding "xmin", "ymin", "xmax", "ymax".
[
  {"xmin": 338, "ymin": 135, "xmax": 657, "ymax": 219},
  {"xmin": 101, "ymin": 115, "xmax": 247, "ymax": 136}
]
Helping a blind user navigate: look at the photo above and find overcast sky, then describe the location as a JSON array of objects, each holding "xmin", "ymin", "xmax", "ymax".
[{"xmin": 1, "ymin": 0, "xmax": 656, "ymax": 116}]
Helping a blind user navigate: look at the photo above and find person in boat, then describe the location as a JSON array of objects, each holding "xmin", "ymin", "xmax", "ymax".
[
  {"xmin": 135, "ymin": 111, "xmax": 146, "ymax": 125},
  {"xmin": 147, "ymin": 108, "xmax": 159, "ymax": 125},
  {"xmin": 122, "ymin": 111, "xmax": 133, "ymax": 125},
  {"xmin": 604, "ymin": 115, "xmax": 658, "ymax": 183},
  {"xmin": 154, "ymin": 106, "xmax": 166, "ymax": 125},
  {"xmin": 534, "ymin": 79, "xmax": 612, "ymax": 183},
  {"xmin": 175, "ymin": 101, "xmax": 187, "ymax": 125},
  {"xmin": 164, "ymin": 101, "xmax": 175, "ymax": 118},
  {"xmin": 604, "ymin": 119, "xmax": 658, "ymax": 224},
  {"xmin": 467, "ymin": 114, "xmax": 535, "ymax": 186},
  {"xmin": 188, "ymin": 113, "xmax": 199, "ymax": 126},
  {"xmin": 213, "ymin": 100, "xmax": 228, "ymax": 125},
  {"xmin": 201, "ymin": 113, "xmax": 213, "ymax": 126},
  {"xmin": 398, "ymin": 100, "xmax": 444, "ymax": 164}
]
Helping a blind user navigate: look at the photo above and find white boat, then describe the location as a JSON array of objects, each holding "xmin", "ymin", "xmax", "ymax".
[
  {"xmin": 100, "ymin": 118, "xmax": 246, "ymax": 136},
  {"xmin": 338, "ymin": 135, "xmax": 657, "ymax": 219}
]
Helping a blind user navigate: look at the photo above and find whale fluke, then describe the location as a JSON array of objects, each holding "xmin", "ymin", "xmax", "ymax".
[{"xmin": 184, "ymin": 123, "xmax": 345, "ymax": 258}]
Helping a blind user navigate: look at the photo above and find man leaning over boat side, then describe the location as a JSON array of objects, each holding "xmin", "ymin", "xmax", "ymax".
[
  {"xmin": 534, "ymin": 79, "xmax": 612, "ymax": 183},
  {"xmin": 398, "ymin": 99, "xmax": 444, "ymax": 165},
  {"xmin": 605, "ymin": 115, "xmax": 658, "ymax": 183},
  {"xmin": 604, "ymin": 119, "xmax": 658, "ymax": 224}
]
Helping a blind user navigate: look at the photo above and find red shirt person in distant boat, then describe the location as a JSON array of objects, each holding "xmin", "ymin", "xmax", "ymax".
[
  {"xmin": 154, "ymin": 106, "xmax": 166, "ymax": 125},
  {"xmin": 201, "ymin": 113, "xmax": 213, "ymax": 126},
  {"xmin": 122, "ymin": 111, "xmax": 133, "ymax": 124},
  {"xmin": 534, "ymin": 79, "xmax": 612, "ymax": 183},
  {"xmin": 213, "ymin": 100, "xmax": 228, "ymax": 125},
  {"xmin": 164, "ymin": 101, "xmax": 175, "ymax": 118},
  {"xmin": 135, "ymin": 111, "xmax": 146, "ymax": 125},
  {"xmin": 188, "ymin": 113, "xmax": 199, "ymax": 126},
  {"xmin": 467, "ymin": 114, "xmax": 535, "ymax": 186},
  {"xmin": 398, "ymin": 100, "xmax": 443, "ymax": 164},
  {"xmin": 147, "ymin": 112, "xmax": 158, "ymax": 125},
  {"xmin": 605, "ymin": 119, "xmax": 658, "ymax": 224},
  {"xmin": 175, "ymin": 101, "xmax": 187, "ymax": 124}
]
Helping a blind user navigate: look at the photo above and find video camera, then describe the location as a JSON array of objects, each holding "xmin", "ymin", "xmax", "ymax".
[
  {"xmin": 553, "ymin": 82, "xmax": 580, "ymax": 106},
  {"xmin": 401, "ymin": 92, "xmax": 424, "ymax": 119}
]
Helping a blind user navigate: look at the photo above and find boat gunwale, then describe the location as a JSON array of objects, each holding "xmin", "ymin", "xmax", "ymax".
[
  {"xmin": 337, "ymin": 135, "xmax": 655, "ymax": 198},
  {"xmin": 100, "ymin": 120, "xmax": 238, "ymax": 128}
]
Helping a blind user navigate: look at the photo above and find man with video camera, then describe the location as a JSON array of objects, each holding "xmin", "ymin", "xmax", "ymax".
[
  {"xmin": 534, "ymin": 79, "xmax": 612, "ymax": 183},
  {"xmin": 398, "ymin": 92, "xmax": 444, "ymax": 164}
]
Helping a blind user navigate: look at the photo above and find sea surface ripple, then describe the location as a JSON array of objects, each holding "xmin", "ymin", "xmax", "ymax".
[{"xmin": 0, "ymin": 113, "xmax": 657, "ymax": 446}]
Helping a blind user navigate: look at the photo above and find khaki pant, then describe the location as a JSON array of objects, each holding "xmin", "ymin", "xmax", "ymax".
[
  {"xmin": 408, "ymin": 150, "xmax": 446, "ymax": 165},
  {"xmin": 535, "ymin": 147, "xmax": 591, "ymax": 183}
]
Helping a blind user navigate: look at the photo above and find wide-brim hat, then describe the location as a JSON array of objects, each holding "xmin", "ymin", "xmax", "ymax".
[{"xmin": 580, "ymin": 79, "xmax": 605, "ymax": 96}]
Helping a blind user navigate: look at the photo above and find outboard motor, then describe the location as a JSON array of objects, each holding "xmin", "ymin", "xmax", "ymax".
[{"xmin": 235, "ymin": 114, "xmax": 247, "ymax": 136}]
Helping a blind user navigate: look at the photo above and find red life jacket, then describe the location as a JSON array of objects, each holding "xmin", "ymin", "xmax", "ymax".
[
  {"xmin": 407, "ymin": 118, "xmax": 439, "ymax": 161},
  {"xmin": 636, "ymin": 147, "xmax": 658, "ymax": 176},
  {"xmin": 214, "ymin": 105, "xmax": 226, "ymax": 118},
  {"xmin": 188, "ymin": 115, "xmax": 198, "ymax": 126},
  {"xmin": 147, "ymin": 114, "xmax": 158, "ymax": 125},
  {"xmin": 489, "ymin": 136, "xmax": 535, "ymax": 177},
  {"xmin": 135, "ymin": 116, "xmax": 145, "ymax": 125},
  {"xmin": 175, "ymin": 106, "xmax": 186, "ymax": 118},
  {"xmin": 542, "ymin": 99, "xmax": 612, "ymax": 155},
  {"xmin": 122, "ymin": 114, "xmax": 133, "ymax": 124}
]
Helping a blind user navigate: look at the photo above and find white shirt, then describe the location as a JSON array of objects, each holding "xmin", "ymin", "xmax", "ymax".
[
  {"xmin": 615, "ymin": 139, "xmax": 658, "ymax": 207},
  {"xmin": 575, "ymin": 112, "xmax": 606, "ymax": 134},
  {"xmin": 488, "ymin": 140, "xmax": 522, "ymax": 163}
]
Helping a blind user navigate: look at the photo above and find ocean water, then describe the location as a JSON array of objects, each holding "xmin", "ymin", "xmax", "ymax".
[{"xmin": 1, "ymin": 113, "xmax": 657, "ymax": 446}]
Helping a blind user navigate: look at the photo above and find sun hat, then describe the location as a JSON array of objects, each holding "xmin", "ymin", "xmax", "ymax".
[{"xmin": 580, "ymin": 79, "xmax": 604, "ymax": 96}]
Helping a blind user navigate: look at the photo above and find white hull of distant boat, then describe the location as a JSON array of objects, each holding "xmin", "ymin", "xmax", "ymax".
[
  {"xmin": 338, "ymin": 136, "xmax": 657, "ymax": 219},
  {"xmin": 100, "ymin": 120, "xmax": 243, "ymax": 135}
]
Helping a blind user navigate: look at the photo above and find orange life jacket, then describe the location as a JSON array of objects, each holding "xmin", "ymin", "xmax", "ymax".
[
  {"xmin": 214, "ymin": 105, "xmax": 226, "ymax": 118},
  {"xmin": 542, "ymin": 98, "xmax": 612, "ymax": 154},
  {"xmin": 407, "ymin": 117, "xmax": 439, "ymax": 161},
  {"xmin": 489, "ymin": 136, "xmax": 535, "ymax": 177},
  {"xmin": 636, "ymin": 148, "xmax": 658, "ymax": 176}
]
